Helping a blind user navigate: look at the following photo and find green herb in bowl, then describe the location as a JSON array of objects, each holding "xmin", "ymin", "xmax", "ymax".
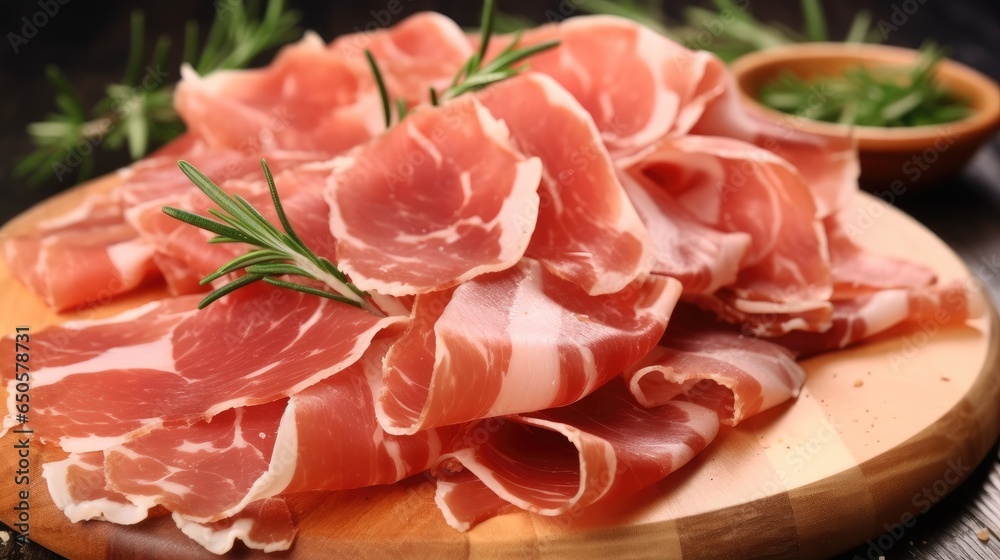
[{"xmin": 757, "ymin": 44, "xmax": 971, "ymax": 127}]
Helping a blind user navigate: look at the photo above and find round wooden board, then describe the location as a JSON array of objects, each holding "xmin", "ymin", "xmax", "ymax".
[{"xmin": 1, "ymin": 176, "xmax": 998, "ymax": 560}]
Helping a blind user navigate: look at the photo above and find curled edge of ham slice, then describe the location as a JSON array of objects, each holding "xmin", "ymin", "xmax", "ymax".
[
  {"xmin": 622, "ymin": 134, "xmax": 832, "ymax": 305},
  {"xmin": 623, "ymin": 306, "xmax": 807, "ymax": 425},
  {"xmin": 42, "ymin": 452, "xmax": 149, "ymax": 525},
  {"xmin": 619, "ymin": 171, "xmax": 751, "ymax": 294},
  {"xmin": 495, "ymin": 15, "xmax": 728, "ymax": 157},
  {"xmin": 172, "ymin": 498, "xmax": 296, "ymax": 555},
  {"xmin": 101, "ymin": 342, "xmax": 454, "ymax": 524},
  {"xmin": 478, "ymin": 72, "xmax": 652, "ymax": 295},
  {"xmin": 325, "ymin": 95, "xmax": 543, "ymax": 297},
  {"xmin": 433, "ymin": 379, "xmax": 719, "ymax": 531},
  {"xmin": 42, "ymin": 452, "xmax": 295, "ymax": 555},
  {"xmin": 376, "ymin": 258, "xmax": 682, "ymax": 436}
]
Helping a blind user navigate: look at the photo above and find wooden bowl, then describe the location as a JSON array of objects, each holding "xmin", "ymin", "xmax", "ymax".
[{"xmin": 731, "ymin": 42, "xmax": 1000, "ymax": 191}]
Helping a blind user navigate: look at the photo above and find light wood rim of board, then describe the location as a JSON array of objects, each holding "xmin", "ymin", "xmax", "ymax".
[{"xmin": 0, "ymin": 174, "xmax": 998, "ymax": 560}]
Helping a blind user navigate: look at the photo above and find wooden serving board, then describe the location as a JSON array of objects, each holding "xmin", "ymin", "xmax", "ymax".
[{"xmin": 1, "ymin": 176, "xmax": 998, "ymax": 559}]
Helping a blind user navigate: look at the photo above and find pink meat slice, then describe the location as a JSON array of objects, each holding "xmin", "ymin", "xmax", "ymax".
[
  {"xmin": 325, "ymin": 95, "xmax": 543, "ymax": 296},
  {"xmin": 173, "ymin": 497, "xmax": 297, "ymax": 554},
  {"xmin": 175, "ymin": 33, "xmax": 383, "ymax": 154},
  {"xmin": 3, "ymin": 189, "xmax": 158, "ymax": 312},
  {"xmin": 42, "ymin": 452, "xmax": 150, "ymax": 525},
  {"xmin": 330, "ymin": 12, "xmax": 472, "ymax": 104},
  {"xmin": 623, "ymin": 306, "xmax": 806, "ymax": 424},
  {"xmin": 102, "ymin": 347, "xmax": 454, "ymax": 523},
  {"xmin": 825, "ymin": 214, "xmax": 937, "ymax": 299},
  {"xmin": 3, "ymin": 285, "xmax": 405, "ymax": 453},
  {"xmin": 692, "ymin": 82, "xmax": 860, "ymax": 218},
  {"xmin": 119, "ymin": 133, "xmax": 326, "ymax": 208},
  {"xmin": 619, "ymin": 171, "xmax": 751, "ymax": 294},
  {"xmin": 623, "ymin": 135, "xmax": 832, "ymax": 304},
  {"xmin": 490, "ymin": 16, "xmax": 727, "ymax": 157},
  {"xmin": 687, "ymin": 289, "xmax": 835, "ymax": 337},
  {"xmin": 377, "ymin": 258, "xmax": 682, "ymax": 435},
  {"xmin": 433, "ymin": 378, "xmax": 719, "ymax": 531},
  {"xmin": 128, "ymin": 161, "xmax": 339, "ymax": 286},
  {"xmin": 477, "ymin": 73, "xmax": 650, "ymax": 294},
  {"xmin": 774, "ymin": 281, "xmax": 984, "ymax": 357}
]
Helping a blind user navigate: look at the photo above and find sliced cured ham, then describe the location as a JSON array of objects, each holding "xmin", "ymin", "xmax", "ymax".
[
  {"xmin": 377, "ymin": 258, "xmax": 682, "ymax": 435},
  {"xmin": 825, "ymin": 214, "xmax": 937, "ymax": 298},
  {"xmin": 4, "ymin": 285, "xmax": 404, "ymax": 452},
  {"xmin": 687, "ymin": 289, "xmax": 835, "ymax": 337},
  {"xmin": 118, "ymin": 133, "xmax": 326, "ymax": 208},
  {"xmin": 478, "ymin": 73, "xmax": 650, "ymax": 294},
  {"xmin": 102, "ymin": 348, "xmax": 454, "ymax": 523},
  {"xmin": 325, "ymin": 96, "xmax": 543, "ymax": 296},
  {"xmin": 620, "ymin": 172, "xmax": 751, "ymax": 294},
  {"xmin": 692, "ymin": 82, "xmax": 860, "ymax": 218},
  {"xmin": 490, "ymin": 16, "xmax": 727, "ymax": 156},
  {"xmin": 433, "ymin": 378, "xmax": 719, "ymax": 531},
  {"xmin": 127, "ymin": 161, "xmax": 339, "ymax": 286},
  {"xmin": 42, "ymin": 452, "xmax": 150, "ymax": 525},
  {"xmin": 623, "ymin": 135, "xmax": 832, "ymax": 304},
  {"xmin": 175, "ymin": 32, "xmax": 383, "ymax": 154},
  {"xmin": 45, "ymin": 451, "xmax": 295, "ymax": 554},
  {"xmin": 331, "ymin": 12, "xmax": 472, "ymax": 104},
  {"xmin": 623, "ymin": 305, "xmax": 807, "ymax": 424},
  {"xmin": 3, "ymin": 189, "xmax": 158, "ymax": 311},
  {"xmin": 173, "ymin": 497, "xmax": 296, "ymax": 554},
  {"xmin": 774, "ymin": 281, "xmax": 984, "ymax": 357}
]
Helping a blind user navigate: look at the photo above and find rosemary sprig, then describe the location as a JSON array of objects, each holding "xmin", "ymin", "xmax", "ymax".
[
  {"xmin": 17, "ymin": 0, "xmax": 301, "ymax": 187},
  {"xmin": 166, "ymin": 0, "xmax": 560, "ymax": 310},
  {"xmin": 162, "ymin": 160, "xmax": 379, "ymax": 314},
  {"xmin": 431, "ymin": 0, "xmax": 559, "ymax": 104},
  {"xmin": 757, "ymin": 43, "xmax": 970, "ymax": 127}
]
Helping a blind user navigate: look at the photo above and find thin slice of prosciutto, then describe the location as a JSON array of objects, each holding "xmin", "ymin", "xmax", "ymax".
[
  {"xmin": 43, "ymin": 453, "xmax": 296, "ymax": 555},
  {"xmin": 489, "ymin": 16, "xmax": 727, "ymax": 157},
  {"xmin": 325, "ymin": 95, "xmax": 543, "ymax": 296},
  {"xmin": 620, "ymin": 172, "xmax": 751, "ymax": 294},
  {"xmin": 774, "ymin": 280, "xmax": 984, "ymax": 357},
  {"xmin": 3, "ymin": 286, "xmax": 404, "ymax": 452},
  {"xmin": 623, "ymin": 135, "xmax": 832, "ymax": 304},
  {"xmin": 2, "ymin": 188, "xmax": 158, "ymax": 311},
  {"xmin": 478, "ymin": 73, "xmax": 650, "ymax": 295},
  {"xmin": 692, "ymin": 79, "xmax": 860, "ymax": 218},
  {"xmin": 377, "ymin": 257, "xmax": 682, "ymax": 435},
  {"xmin": 175, "ymin": 32, "xmax": 383, "ymax": 154},
  {"xmin": 825, "ymin": 214, "xmax": 937, "ymax": 299},
  {"xmin": 433, "ymin": 378, "xmax": 719, "ymax": 531},
  {"xmin": 330, "ymin": 12, "xmax": 473, "ymax": 104},
  {"xmin": 623, "ymin": 305, "xmax": 807, "ymax": 424},
  {"xmin": 100, "ymin": 347, "xmax": 454, "ymax": 523}
]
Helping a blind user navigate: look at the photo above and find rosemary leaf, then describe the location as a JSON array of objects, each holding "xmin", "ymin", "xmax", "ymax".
[{"xmin": 199, "ymin": 273, "xmax": 265, "ymax": 309}]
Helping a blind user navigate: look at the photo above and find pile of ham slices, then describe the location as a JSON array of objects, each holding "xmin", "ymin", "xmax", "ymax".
[{"xmin": 2, "ymin": 12, "xmax": 982, "ymax": 555}]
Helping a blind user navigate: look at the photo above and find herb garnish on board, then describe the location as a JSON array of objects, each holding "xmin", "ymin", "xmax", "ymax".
[{"xmin": 163, "ymin": 0, "xmax": 559, "ymax": 311}]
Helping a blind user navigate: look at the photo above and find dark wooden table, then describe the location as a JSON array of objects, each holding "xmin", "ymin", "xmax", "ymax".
[{"xmin": 1, "ymin": 1, "xmax": 998, "ymax": 558}]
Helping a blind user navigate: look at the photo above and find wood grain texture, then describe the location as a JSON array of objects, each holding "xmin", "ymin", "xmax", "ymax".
[{"xmin": 0, "ymin": 179, "xmax": 998, "ymax": 560}]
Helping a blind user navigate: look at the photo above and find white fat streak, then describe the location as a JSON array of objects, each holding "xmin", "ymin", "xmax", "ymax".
[
  {"xmin": 856, "ymin": 289, "xmax": 911, "ymax": 339},
  {"xmin": 488, "ymin": 262, "xmax": 563, "ymax": 416},
  {"xmin": 42, "ymin": 456, "xmax": 149, "ymax": 525},
  {"xmin": 290, "ymin": 303, "xmax": 324, "ymax": 347},
  {"xmin": 173, "ymin": 514, "xmax": 293, "ymax": 555},
  {"xmin": 732, "ymin": 298, "xmax": 831, "ymax": 314},
  {"xmin": 58, "ymin": 299, "xmax": 171, "ymax": 329},
  {"xmin": 32, "ymin": 334, "xmax": 176, "ymax": 388},
  {"xmin": 176, "ymin": 440, "xmax": 219, "ymax": 453},
  {"xmin": 36, "ymin": 193, "xmax": 106, "ymax": 230},
  {"xmin": 106, "ymin": 240, "xmax": 156, "ymax": 285},
  {"xmin": 616, "ymin": 26, "xmax": 681, "ymax": 148},
  {"xmin": 529, "ymin": 75, "xmax": 652, "ymax": 293},
  {"xmin": 186, "ymin": 399, "xmax": 299, "ymax": 524},
  {"xmin": 408, "ymin": 125, "xmax": 443, "ymax": 167}
]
